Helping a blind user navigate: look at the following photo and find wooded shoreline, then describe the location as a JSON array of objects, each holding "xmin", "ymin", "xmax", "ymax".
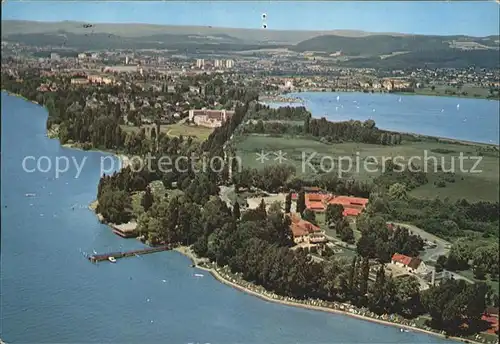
[{"xmin": 173, "ymin": 246, "xmax": 482, "ymax": 344}]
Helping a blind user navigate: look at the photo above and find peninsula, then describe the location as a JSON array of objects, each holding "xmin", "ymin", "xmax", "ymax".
[{"xmin": 1, "ymin": 14, "xmax": 499, "ymax": 344}]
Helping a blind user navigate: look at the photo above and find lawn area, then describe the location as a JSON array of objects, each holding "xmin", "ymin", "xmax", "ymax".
[
  {"xmin": 120, "ymin": 123, "xmax": 214, "ymax": 142},
  {"xmin": 409, "ymin": 84, "xmax": 497, "ymax": 100},
  {"xmin": 162, "ymin": 123, "xmax": 214, "ymax": 141},
  {"xmin": 234, "ymin": 134, "xmax": 499, "ymax": 201}
]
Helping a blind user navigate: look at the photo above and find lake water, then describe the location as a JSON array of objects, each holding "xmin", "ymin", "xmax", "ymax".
[
  {"xmin": 1, "ymin": 92, "xmax": 457, "ymax": 343},
  {"xmin": 267, "ymin": 92, "xmax": 499, "ymax": 144}
]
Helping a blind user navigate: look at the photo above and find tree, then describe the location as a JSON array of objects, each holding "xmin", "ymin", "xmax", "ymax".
[
  {"xmin": 421, "ymin": 279, "xmax": 488, "ymax": 335},
  {"xmin": 302, "ymin": 209, "xmax": 317, "ymax": 224},
  {"xmin": 258, "ymin": 198, "xmax": 267, "ymax": 216},
  {"xmin": 435, "ymin": 255, "xmax": 447, "ymax": 273},
  {"xmin": 97, "ymin": 186, "xmax": 131, "ymax": 224},
  {"xmin": 388, "ymin": 183, "xmax": 408, "ymax": 201},
  {"xmin": 359, "ymin": 257, "xmax": 370, "ymax": 297},
  {"xmin": 326, "ymin": 204, "xmax": 344, "ymax": 224},
  {"xmin": 233, "ymin": 201, "xmax": 241, "ymax": 220},
  {"xmin": 297, "ymin": 190, "xmax": 306, "ymax": 214},
  {"xmin": 336, "ymin": 218, "xmax": 354, "ymax": 244},
  {"xmin": 268, "ymin": 201, "xmax": 283, "ymax": 214},
  {"xmin": 285, "ymin": 192, "xmax": 292, "ymax": 213},
  {"xmin": 393, "ymin": 276, "xmax": 422, "ymax": 317},
  {"xmin": 141, "ymin": 186, "xmax": 154, "ymax": 212}
]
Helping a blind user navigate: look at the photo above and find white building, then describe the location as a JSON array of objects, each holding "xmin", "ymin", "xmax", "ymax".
[
  {"xmin": 196, "ymin": 59, "xmax": 205, "ymax": 69},
  {"xmin": 225, "ymin": 59, "xmax": 234, "ymax": 69},
  {"xmin": 50, "ymin": 53, "xmax": 60, "ymax": 61},
  {"xmin": 391, "ymin": 253, "xmax": 429, "ymax": 275},
  {"xmin": 214, "ymin": 59, "xmax": 223, "ymax": 68},
  {"xmin": 188, "ymin": 109, "xmax": 234, "ymax": 128}
]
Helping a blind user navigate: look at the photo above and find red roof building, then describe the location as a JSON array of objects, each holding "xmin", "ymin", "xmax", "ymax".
[
  {"xmin": 343, "ymin": 208, "xmax": 362, "ymax": 217},
  {"xmin": 392, "ymin": 253, "xmax": 413, "ymax": 266},
  {"xmin": 291, "ymin": 192, "xmax": 369, "ymax": 217},
  {"xmin": 481, "ymin": 314, "xmax": 499, "ymax": 334},
  {"xmin": 391, "ymin": 253, "xmax": 427, "ymax": 274},
  {"xmin": 287, "ymin": 214, "xmax": 325, "ymax": 244}
]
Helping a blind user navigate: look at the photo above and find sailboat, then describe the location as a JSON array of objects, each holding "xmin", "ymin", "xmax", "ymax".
[
  {"xmin": 336, "ymin": 95, "xmax": 340, "ymax": 102},
  {"xmin": 398, "ymin": 97, "xmax": 402, "ymax": 103},
  {"xmin": 456, "ymin": 104, "xmax": 460, "ymax": 110}
]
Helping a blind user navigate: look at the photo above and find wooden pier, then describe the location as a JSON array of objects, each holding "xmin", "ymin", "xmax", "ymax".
[{"xmin": 88, "ymin": 245, "xmax": 171, "ymax": 263}]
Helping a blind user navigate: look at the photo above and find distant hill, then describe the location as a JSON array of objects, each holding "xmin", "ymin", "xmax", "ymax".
[
  {"xmin": 0, "ymin": 20, "xmax": 405, "ymax": 45},
  {"xmin": 341, "ymin": 50, "xmax": 500, "ymax": 69},
  {"xmin": 1, "ymin": 20, "xmax": 499, "ymax": 68},
  {"xmin": 292, "ymin": 34, "xmax": 500, "ymax": 55}
]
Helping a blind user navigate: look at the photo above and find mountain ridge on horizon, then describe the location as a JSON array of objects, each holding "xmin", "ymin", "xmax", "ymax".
[
  {"xmin": 2, "ymin": 20, "xmax": 499, "ymax": 69},
  {"xmin": 4, "ymin": 19, "xmax": 490, "ymax": 44}
]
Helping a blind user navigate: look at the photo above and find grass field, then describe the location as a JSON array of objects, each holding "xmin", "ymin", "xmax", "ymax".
[
  {"xmin": 120, "ymin": 123, "xmax": 214, "ymax": 142},
  {"xmin": 234, "ymin": 134, "xmax": 499, "ymax": 202},
  {"xmin": 404, "ymin": 84, "xmax": 498, "ymax": 100}
]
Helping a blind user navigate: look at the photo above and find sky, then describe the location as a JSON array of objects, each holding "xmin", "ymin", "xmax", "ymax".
[{"xmin": 2, "ymin": 1, "xmax": 500, "ymax": 36}]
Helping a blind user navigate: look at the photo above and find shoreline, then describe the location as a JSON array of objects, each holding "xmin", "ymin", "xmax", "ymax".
[
  {"xmin": 174, "ymin": 246, "xmax": 485, "ymax": 344},
  {"xmin": 266, "ymin": 88, "xmax": 499, "ymax": 101},
  {"xmin": 261, "ymin": 91, "xmax": 499, "ymax": 147}
]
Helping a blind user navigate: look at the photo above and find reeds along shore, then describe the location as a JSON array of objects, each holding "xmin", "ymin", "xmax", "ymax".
[{"xmin": 173, "ymin": 246, "xmax": 488, "ymax": 344}]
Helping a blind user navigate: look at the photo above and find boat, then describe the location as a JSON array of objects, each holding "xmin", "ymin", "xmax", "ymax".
[
  {"xmin": 336, "ymin": 95, "xmax": 340, "ymax": 102},
  {"xmin": 457, "ymin": 104, "xmax": 460, "ymax": 110},
  {"xmin": 108, "ymin": 256, "xmax": 117, "ymax": 263},
  {"xmin": 194, "ymin": 273, "xmax": 204, "ymax": 277},
  {"xmin": 25, "ymin": 193, "xmax": 36, "ymax": 197}
]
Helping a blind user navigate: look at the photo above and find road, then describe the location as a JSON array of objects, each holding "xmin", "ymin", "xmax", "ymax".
[{"xmin": 324, "ymin": 234, "xmax": 357, "ymax": 251}]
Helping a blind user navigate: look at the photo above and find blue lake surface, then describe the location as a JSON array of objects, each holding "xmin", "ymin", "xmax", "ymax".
[
  {"xmin": 267, "ymin": 92, "xmax": 499, "ymax": 144},
  {"xmin": 1, "ymin": 92, "xmax": 459, "ymax": 343}
]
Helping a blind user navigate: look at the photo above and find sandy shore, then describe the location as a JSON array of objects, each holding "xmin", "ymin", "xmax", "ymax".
[{"xmin": 174, "ymin": 246, "xmax": 486, "ymax": 344}]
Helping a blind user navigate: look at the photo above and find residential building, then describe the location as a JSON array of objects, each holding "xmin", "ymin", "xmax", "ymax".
[
  {"xmin": 196, "ymin": 59, "xmax": 205, "ymax": 69},
  {"xmin": 50, "ymin": 53, "xmax": 60, "ymax": 61},
  {"xmin": 328, "ymin": 196, "xmax": 369, "ymax": 217},
  {"xmin": 225, "ymin": 59, "xmax": 234, "ymax": 69},
  {"xmin": 382, "ymin": 79, "xmax": 394, "ymax": 90},
  {"xmin": 482, "ymin": 307, "xmax": 499, "ymax": 334},
  {"xmin": 288, "ymin": 214, "xmax": 326, "ymax": 244},
  {"xmin": 188, "ymin": 109, "xmax": 234, "ymax": 128},
  {"xmin": 71, "ymin": 78, "xmax": 89, "ymax": 85},
  {"xmin": 391, "ymin": 253, "xmax": 429, "ymax": 275},
  {"xmin": 87, "ymin": 75, "xmax": 114, "ymax": 85},
  {"xmin": 291, "ymin": 192, "xmax": 369, "ymax": 216},
  {"xmin": 214, "ymin": 59, "xmax": 223, "ymax": 68}
]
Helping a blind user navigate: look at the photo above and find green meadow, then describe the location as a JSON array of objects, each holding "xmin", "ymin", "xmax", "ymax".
[{"xmin": 234, "ymin": 134, "xmax": 499, "ymax": 202}]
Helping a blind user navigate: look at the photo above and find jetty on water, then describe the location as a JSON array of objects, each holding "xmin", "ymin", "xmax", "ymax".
[{"xmin": 88, "ymin": 245, "xmax": 171, "ymax": 263}]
